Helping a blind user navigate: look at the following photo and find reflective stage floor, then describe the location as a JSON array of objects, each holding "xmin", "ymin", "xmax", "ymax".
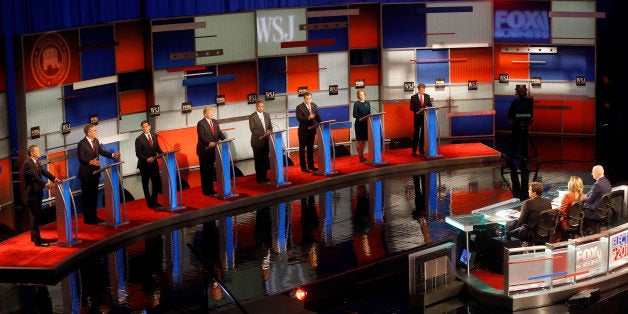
[{"xmin": 1, "ymin": 134, "xmax": 627, "ymax": 313}]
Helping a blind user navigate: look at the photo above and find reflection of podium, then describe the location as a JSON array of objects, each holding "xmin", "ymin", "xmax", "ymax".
[
  {"xmin": 309, "ymin": 120, "xmax": 337, "ymax": 176},
  {"xmin": 158, "ymin": 149, "xmax": 185, "ymax": 212},
  {"xmin": 359, "ymin": 112, "xmax": 387, "ymax": 165},
  {"xmin": 266, "ymin": 130, "xmax": 291, "ymax": 187},
  {"xmin": 216, "ymin": 139, "xmax": 238, "ymax": 199},
  {"xmin": 53, "ymin": 176, "xmax": 81, "ymax": 247},
  {"xmin": 93, "ymin": 161, "xmax": 127, "ymax": 227},
  {"xmin": 421, "ymin": 107, "xmax": 443, "ymax": 158}
]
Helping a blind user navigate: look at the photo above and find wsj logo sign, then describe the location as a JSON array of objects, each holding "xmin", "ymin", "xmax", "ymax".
[
  {"xmin": 257, "ymin": 15, "xmax": 296, "ymax": 43},
  {"xmin": 495, "ymin": 10, "xmax": 549, "ymax": 41}
]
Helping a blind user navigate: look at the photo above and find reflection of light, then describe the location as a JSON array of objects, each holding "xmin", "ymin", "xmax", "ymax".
[
  {"xmin": 262, "ymin": 249, "xmax": 271, "ymax": 280},
  {"xmin": 211, "ymin": 282, "xmax": 222, "ymax": 300},
  {"xmin": 309, "ymin": 243, "xmax": 318, "ymax": 267},
  {"xmin": 361, "ymin": 235, "xmax": 371, "ymax": 257},
  {"xmin": 494, "ymin": 210, "xmax": 510, "ymax": 218},
  {"xmin": 293, "ymin": 288, "xmax": 307, "ymax": 301}
]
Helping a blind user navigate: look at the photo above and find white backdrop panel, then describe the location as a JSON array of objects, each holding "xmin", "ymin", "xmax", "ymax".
[
  {"xmin": 426, "ymin": 1, "xmax": 492, "ymax": 46},
  {"xmin": 154, "ymin": 70, "xmax": 186, "ymax": 111},
  {"xmin": 551, "ymin": 1, "xmax": 596, "ymax": 46},
  {"xmin": 120, "ymin": 112, "xmax": 148, "ymax": 133},
  {"xmin": 318, "ymin": 52, "xmax": 349, "ymax": 89},
  {"xmin": 25, "ymin": 87, "xmax": 64, "ymax": 134},
  {"xmin": 195, "ymin": 12, "xmax": 256, "ymax": 65},
  {"xmin": 449, "ymin": 83, "xmax": 493, "ymax": 100}
]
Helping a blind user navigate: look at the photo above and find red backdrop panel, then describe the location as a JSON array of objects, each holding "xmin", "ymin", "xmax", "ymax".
[
  {"xmin": 115, "ymin": 21, "xmax": 146, "ymax": 73},
  {"xmin": 494, "ymin": 44, "xmax": 529, "ymax": 80},
  {"xmin": 450, "ymin": 48, "xmax": 493, "ymax": 83},
  {"xmin": 382, "ymin": 102, "xmax": 413, "ymax": 139},
  {"xmin": 287, "ymin": 55, "xmax": 319, "ymax": 93},
  {"xmin": 23, "ymin": 30, "xmax": 81, "ymax": 91},
  {"xmin": 217, "ymin": 61, "xmax": 258, "ymax": 103},
  {"xmin": 0, "ymin": 159, "xmax": 11, "ymax": 205},
  {"xmin": 350, "ymin": 65, "xmax": 379, "ymax": 86},
  {"xmin": 119, "ymin": 90, "xmax": 147, "ymax": 115},
  {"xmin": 562, "ymin": 99, "xmax": 594, "ymax": 134},
  {"xmin": 349, "ymin": 4, "xmax": 379, "ymax": 49}
]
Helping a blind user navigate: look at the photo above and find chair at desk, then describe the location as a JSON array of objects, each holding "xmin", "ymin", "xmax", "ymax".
[
  {"xmin": 584, "ymin": 192, "xmax": 613, "ymax": 235},
  {"xmin": 533, "ymin": 209, "xmax": 559, "ymax": 245},
  {"xmin": 563, "ymin": 201, "xmax": 584, "ymax": 240}
]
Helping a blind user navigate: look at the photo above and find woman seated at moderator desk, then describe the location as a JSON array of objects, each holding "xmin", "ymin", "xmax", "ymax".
[{"xmin": 554, "ymin": 176, "xmax": 585, "ymax": 242}]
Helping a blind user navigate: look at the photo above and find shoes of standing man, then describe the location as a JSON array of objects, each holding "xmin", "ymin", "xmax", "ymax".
[
  {"xmin": 301, "ymin": 168, "xmax": 310, "ymax": 173},
  {"xmin": 34, "ymin": 241, "xmax": 49, "ymax": 247},
  {"xmin": 256, "ymin": 178, "xmax": 271, "ymax": 183},
  {"xmin": 309, "ymin": 166, "xmax": 318, "ymax": 171},
  {"xmin": 203, "ymin": 190, "xmax": 217, "ymax": 197},
  {"xmin": 84, "ymin": 217, "xmax": 105, "ymax": 225}
]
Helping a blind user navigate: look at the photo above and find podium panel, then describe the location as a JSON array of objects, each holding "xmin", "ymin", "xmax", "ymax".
[
  {"xmin": 268, "ymin": 130, "xmax": 291, "ymax": 187},
  {"xmin": 216, "ymin": 139, "xmax": 238, "ymax": 199},
  {"xmin": 310, "ymin": 120, "xmax": 337, "ymax": 176},
  {"xmin": 423, "ymin": 107, "xmax": 441, "ymax": 158},
  {"xmin": 94, "ymin": 161, "xmax": 128, "ymax": 227},
  {"xmin": 54, "ymin": 177, "xmax": 81, "ymax": 247},
  {"xmin": 361, "ymin": 112, "xmax": 387, "ymax": 165},
  {"xmin": 159, "ymin": 149, "xmax": 185, "ymax": 211}
]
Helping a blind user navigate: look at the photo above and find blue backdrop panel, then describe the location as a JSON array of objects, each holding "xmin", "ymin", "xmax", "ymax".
[
  {"xmin": 288, "ymin": 105, "xmax": 349, "ymax": 128},
  {"xmin": 382, "ymin": 3, "xmax": 426, "ymax": 48},
  {"xmin": 258, "ymin": 57, "xmax": 287, "ymax": 94},
  {"xmin": 494, "ymin": 95, "xmax": 513, "ymax": 131},
  {"xmin": 450, "ymin": 115, "xmax": 494, "ymax": 137},
  {"xmin": 307, "ymin": 12, "xmax": 348, "ymax": 53},
  {"xmin": 152, "ymin": 19, "xmax": 195, "ymax": 70},
  {"xmin": 80, "ymin": 25, "xmax": 115, "ymax": 80},
  {"xmin": 416, "ymin": 49, "xmax": 449, "ymax": 85},
  {"xmin": 63, "ymin": 84, "xmax": 118, "ymax": 126},
  {"xmin": 530, "ymin": 46, "xmax": 595, "ymax": 81}
]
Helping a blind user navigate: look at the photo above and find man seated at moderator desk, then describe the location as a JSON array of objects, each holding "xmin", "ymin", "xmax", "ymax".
[{"xmin": 507, "ymin": 181, "xmax": 552, "ymax": 243}]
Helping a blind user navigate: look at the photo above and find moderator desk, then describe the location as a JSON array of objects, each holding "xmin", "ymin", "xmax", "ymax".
[{"xmin": 445, "ymin": 198, "xmax": 522, "ymax": 275}]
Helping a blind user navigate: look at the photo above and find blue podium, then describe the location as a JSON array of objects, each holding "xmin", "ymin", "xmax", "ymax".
[
  {"xmin": 159, "ymin": 149, "xmax": 185, "ymax": 211},
  {"xmin": 53, "ymin": 176, "xmax": 81, "ymax": 247},
  {"xmin": 359, "ymin": 112, "xmax": 387, "ymax": 165},
  {"xmin": 266, "ymin": 129, "xmax": 291, "ymax": 187},
  {"xmin": 422, "ymin": 107, "xmax": 442, "ymax": 158},
  {"xmin": 216, "ymin": 138, "xmax": 238, "ymax": 199},
  {"xmin": 94, "ymin": 161, "xmax": 127, "ymax": 227},
  {"xmin": 309, "ymin": 120, "xmax": 337, "ymax": 176}
]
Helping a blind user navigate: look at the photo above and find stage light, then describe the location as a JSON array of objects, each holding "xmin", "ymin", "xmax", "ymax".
[{"xmin": 293, "ymin": 287, "xmax": 307, "ymax": 301}]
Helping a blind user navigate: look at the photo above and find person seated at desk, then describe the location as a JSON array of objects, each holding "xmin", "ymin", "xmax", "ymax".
[
  {"xmin": 583, "ymin": 165, "xmax": 612, "ymax": 235},
  {"xmin": 508, "ymin": 181, "xmax": 552, "ymax": 244},
  {"xmin": 555, "ymin": 176, "xmax": 584, "ymax": 242}
]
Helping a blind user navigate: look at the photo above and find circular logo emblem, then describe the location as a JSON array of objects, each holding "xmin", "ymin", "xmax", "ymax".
[{"xmin": 30, "ymin": 33, "xmax": 71, "ymax": 88}]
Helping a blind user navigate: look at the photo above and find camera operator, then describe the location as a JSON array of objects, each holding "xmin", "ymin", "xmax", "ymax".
[{"xmin": 507, "ymin": 84, "xmax": 534, "ymax": 200}]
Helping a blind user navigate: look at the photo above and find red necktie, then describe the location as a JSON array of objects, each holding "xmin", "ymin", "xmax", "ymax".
[
  {"xmin": 209, "ymin": 120, "xmax": 215, "ymax": 135},
  {"xmin": 35, "ymin": 161, "xmax": 39, "ymax": 172},
  {"xmin": 147, "ymin": 134, "xmax": 153, "ymax": 146},
  {"xmin": 92, "ymin": 140, "xmax": 97, "ymax": 152},
  {"xmin": 420, "ymin": 94, "xmax": 424, "ymax": 106}
]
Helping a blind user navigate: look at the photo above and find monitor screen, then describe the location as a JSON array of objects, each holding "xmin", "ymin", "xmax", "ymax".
[{"xmin": 459, "ymin": 248, "xmax": 476, "ymax": 266}]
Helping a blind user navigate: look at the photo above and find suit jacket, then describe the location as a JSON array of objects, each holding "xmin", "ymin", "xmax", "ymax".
[
  {"xmin": 23, "ymin": 158, "xmax": 56, "ymax": 198},
  {"xmin": 514, "ymin": 196, "xmax": 552, "ymax": 229},
  {"xmin": 77, "ymin": 137, "xmax": 115, "ymax": 180},
  {"xmin": 249, "ymin": 111, "xmax": 273, "ymax": 148},
  {"xmin": 584, "ymin": 176, "xmax": 612, "ymax": 210},
  {"xmin": 558, "ymin": 192, "xmax": 579, "ymax": 229},
  {"xmin": 295, "ymin": 102, "xmax": 322, "ymax": 135},
  {"xmin": 410, "ymin": 93, "xmax": 432, "ymax": 121},
  {"xmin": 135, "ymin": 132, "xmax": 164, "ymax": 170},
  {"xmin": 196, "ymin": 118, "xmax": 226, "ymax": 157}
]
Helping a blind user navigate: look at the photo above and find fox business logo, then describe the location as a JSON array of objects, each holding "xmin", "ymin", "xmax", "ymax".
[
  {"xmin": 30, "ymin": 33, "xmax": 72, "ymax": 88},
  {"xmin": 495, "ymin": 10, "xmax": 549, "ymax": 40}
]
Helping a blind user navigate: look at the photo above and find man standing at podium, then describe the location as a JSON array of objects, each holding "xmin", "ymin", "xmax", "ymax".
[
  {"xmin": 196, "ymin": 106, "xmax": 225, "ymax": 196},
  {"xmin": 77, "ymin": 124, "xmax": 121, "ymax": 225},
  {"xmin": 249, "ymin": 101, "xmax": 273, "ymax": 183},
  {"xmin": 135, "ymin": 120, "xmax": 163, "ymax": 209},
  {"xmin": 410, "ymin": 83, "xmax": 432, "ymax": 156},
  {"xmin": 23, "ymin": 145, "xmax": 61, "ymax": 246},
  {"xmin": 296, "ymin": 92, "xmax": 321, "ymax": 173}
]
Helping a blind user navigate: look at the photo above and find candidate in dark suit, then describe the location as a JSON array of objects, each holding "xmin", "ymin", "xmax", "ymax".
[
  {"xmin": 295, "ymin": 92, "xmax": 321, "ymax": 172},
  {"xmin": 196, "ymin": 106, "xmax": 225, "ymax": 196},
  {"xmin": 23, "ymin": 145, "xmax": 60, "ymax": 246},
  {"xmin": 77, "ymin": 124, "xmax": 121, "ymax": 224},
  {"xmin": 249, "ymin": 101, "xmax": 273, "ymax": 183},
  {"xmin": 135, "ymin": 120, "xmax": 164, "ymax": 208},
  {"xmin": 410, "ymin": 83, "xmax": 432, "ymax": 156},
  {"xmin": 508, "ymin": 181, "xmax": 552, "ymax": 242}
]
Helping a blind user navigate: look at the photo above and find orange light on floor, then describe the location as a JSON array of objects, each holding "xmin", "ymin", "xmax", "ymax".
[{"xmin": 294, "ymin": 288, "xmax": 307, "ymax": 301}]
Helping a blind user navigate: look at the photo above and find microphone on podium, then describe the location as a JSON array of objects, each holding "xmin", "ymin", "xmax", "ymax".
[{"xmin": 155, "ymin": 133, "xmax": 173, "ymax": 151}]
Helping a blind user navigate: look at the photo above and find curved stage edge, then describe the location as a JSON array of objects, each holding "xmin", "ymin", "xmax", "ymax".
[{"xmin": 0, "ymin": 144, "xmax": 501, "ymax": 284}]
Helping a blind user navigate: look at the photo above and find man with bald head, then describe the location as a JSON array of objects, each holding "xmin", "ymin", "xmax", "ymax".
[{"xmin": 583, "ymin": 165, "xmax": 612, "ymax": 234}]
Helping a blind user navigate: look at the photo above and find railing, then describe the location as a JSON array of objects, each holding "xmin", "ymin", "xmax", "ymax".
[{"xmin": 504, "ymin": 222, "xmax": 628, "ymax": 295}]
